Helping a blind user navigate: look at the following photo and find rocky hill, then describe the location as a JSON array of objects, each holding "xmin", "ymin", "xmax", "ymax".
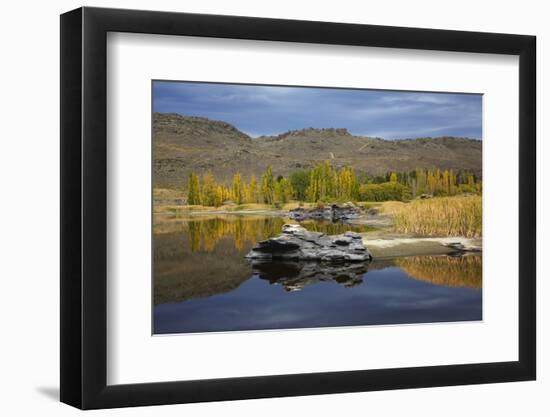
[{"xmin": 153, "ymin": 112, "xmax": 482, "ymax": 188}]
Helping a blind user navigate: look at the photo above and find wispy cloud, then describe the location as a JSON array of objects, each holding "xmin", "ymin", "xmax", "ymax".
[{"xmin": 153, "ymin": 81, "xmax": 482, "ymax": 140}]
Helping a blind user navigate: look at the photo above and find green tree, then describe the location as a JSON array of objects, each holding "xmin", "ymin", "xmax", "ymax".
[
  {"xmin": 416, "ymin": 168, "xmax": 427, "ymax": 195},
  {"xmin": 289, "ymin": 170, "xmax": 310, "ymax": 201},
  {"xmin": 275, "ymin": 177, "xmax": 293, "ymax": 204}
]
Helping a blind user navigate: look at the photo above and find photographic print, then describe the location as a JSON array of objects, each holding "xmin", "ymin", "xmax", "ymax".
[{"xmin": 152, "ymin": 81, "xmax": 482, "ymax": 335}]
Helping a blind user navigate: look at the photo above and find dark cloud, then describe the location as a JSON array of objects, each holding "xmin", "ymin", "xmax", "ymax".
[{"xmin": 153, "ymin": 81, "xmax": 482, "ymax": 140}]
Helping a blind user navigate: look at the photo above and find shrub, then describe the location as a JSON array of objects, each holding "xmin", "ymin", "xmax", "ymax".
[{"xmin": 358, "ymin": 182, "xmax": 411, "ymax": 202}]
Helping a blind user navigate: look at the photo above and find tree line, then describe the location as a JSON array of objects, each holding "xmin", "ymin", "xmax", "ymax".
[{"xmin": 186, "ymin": 161, "xmax": 482, "ymax": 206}]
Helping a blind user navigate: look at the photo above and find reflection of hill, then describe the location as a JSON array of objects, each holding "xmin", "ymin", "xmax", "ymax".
[
  {"xmin": 251, "ymin": 261, "xmax": 369, "ymax": 291},
  {"xmin": 396, "ymin": 255, "xmax": 482, "ymax": 289}
]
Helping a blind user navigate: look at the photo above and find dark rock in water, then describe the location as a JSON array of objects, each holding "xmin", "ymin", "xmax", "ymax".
[
  {"xmin": 444, "ymin": 242, "xmax": 466, "ymax": 251},
  {"xmin": 366, "ymin": 207, "xmax": 379, "ymax": 216},
  {"xmin": 288, "ymin": 202, "xmax": 361, "ymax": 222},
  {"xmin": 443, "ymin": 241, "xmax": 481, "ymax": 253},
  {"xmin": 287, "ymin": 206, "xmax": 329, "ymax": 221},
  {"xmin": 251, "ymin": 260, "xmax": 368, "ymax": 291},
  {"xmin": 245, "ymin": 224, "xmax": 371, "ymax": 262}
]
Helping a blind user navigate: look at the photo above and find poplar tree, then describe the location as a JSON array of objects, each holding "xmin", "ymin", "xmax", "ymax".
[
  {"xmin": 337, "ymin": 167, "xmax": 358, "ymax": 201},
  {"xmin": 307, "ymin": 161, "xmax": 336, "ymax": 202},
  {"xmin": 201, "ymin": 173, "xmax": 218, "ymax": 206},
  {"xmin": 416, "ymin": 168, "xmax": 427, "ymax": 195},
  {"xmin": 247, "ymin": 175, "xmax": 258, "ymax": 203},
  {"xmin": 261, "ymin": 166, "xmax": 275, "ymax": 204},
  {"xmin": 442, "ymin": 169, "xmax": 450, "ymax": 195},
  {"xmin": 187, "ymin": 173, "xmax": 201, "ymax": 205},
  {"xmin": 449, "ymin": 169, "xmax": 457, "ymax": 195},
  {"xmin": 289, "ymin": 171, "xmax": 310, "ymax": 201},
  {"xmin": 232, "ymin": 173, "xmax": 244, "ymax": 204},
  {"xmin": 275, "ymin": 177, "xmax": 293, "ymax": 204}
]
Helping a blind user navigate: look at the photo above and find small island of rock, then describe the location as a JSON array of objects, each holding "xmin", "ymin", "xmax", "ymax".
[{"xmin": 245, "ymin": 224, "xmax": 372, "ymax": 262}]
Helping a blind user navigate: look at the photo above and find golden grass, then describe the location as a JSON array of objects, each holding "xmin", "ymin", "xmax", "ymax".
[
  {"xmin": 377, "ymin": 201, "xmax": 407, "ymax": 216},
  {"xmin": 393, "ymin": 196, "xmax": 482, "ymax": 237}
]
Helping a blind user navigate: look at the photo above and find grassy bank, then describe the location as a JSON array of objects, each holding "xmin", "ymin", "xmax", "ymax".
[
  {"xmin": 154, "ymin": 187, "xmax": 333, "ymax": 215},
  {"xmin": 393, "ymin": 196, "xmax": 482, "ymax": 237},
  {"xmin": 155, "ymin": 188, "xmax": 482, "ymax": 238},
  {"xmin": 155, "ymin": 201, "xmax": 323, "ymax": 215}
]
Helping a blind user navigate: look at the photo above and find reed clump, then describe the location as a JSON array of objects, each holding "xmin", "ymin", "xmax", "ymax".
[{"xmin": 394, "ymin": 196, "xmax": 482, "ymax": 237}]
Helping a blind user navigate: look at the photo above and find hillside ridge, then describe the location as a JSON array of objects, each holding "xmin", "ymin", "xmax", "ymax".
[{"xmin": 153, "ymin": 112, "xmax": 482, "ymax": 188}]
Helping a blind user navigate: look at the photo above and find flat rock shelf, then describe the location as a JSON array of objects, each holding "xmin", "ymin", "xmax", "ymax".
[{"xmin": 245, "ymin": 224, "xmax": 372, "ymax": 262}]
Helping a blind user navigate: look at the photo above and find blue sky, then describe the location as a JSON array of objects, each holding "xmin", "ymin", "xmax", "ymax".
[{"xmin": 153, "ymin": 81, "xmax": 482, "ymax": 140}]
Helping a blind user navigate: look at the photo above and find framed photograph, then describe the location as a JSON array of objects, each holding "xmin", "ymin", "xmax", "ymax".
[{"xmin": 60, "ymin": 6, "xmax": 536, "ymax": 409}]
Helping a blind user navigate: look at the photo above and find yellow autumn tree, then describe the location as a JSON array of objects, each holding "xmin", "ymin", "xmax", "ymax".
[
  {"xmin": 246, "ymin": 175, "xmax": 258, "ymax": 203},
  {"xmin": 187, "ymin": 173, "xmax": 201, "ymax": 205},
  {"xmin": 261, "ymin": 166, "xmax": 275, "ymax": 204},
  {"xmin": 232, "ymin": 173, "xmax": 245, "ymax": 204}
]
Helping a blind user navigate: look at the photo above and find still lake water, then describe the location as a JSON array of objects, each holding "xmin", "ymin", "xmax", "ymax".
[{"xmin": 153, "ymin": 215, "xmax": 482, "ymax": 334}]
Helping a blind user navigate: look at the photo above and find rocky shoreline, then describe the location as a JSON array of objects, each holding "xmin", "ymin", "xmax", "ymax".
[
  {"xmin": 364, "ymin": 236, "xmax": 482, "ymax": 259},
  {"xmin": 288, "ymin": 203, "xmax": 361, "ymax": 222},
  {"xmin": 245, "ymin": 223, "xmax": 481, "ymax": 262}
]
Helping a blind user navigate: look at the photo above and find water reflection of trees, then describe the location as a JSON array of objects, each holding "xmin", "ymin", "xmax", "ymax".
[
  {"xmin": 185, "ymin": 216, "xmax": 285, "ymax": 252},
  {"xmin": 396, "ymin": 255, "xmax": 482, "ymax": 288},
  {"xmin": 153, "ymin": 233, "xmax": 253, "ymax": 305},
  {"xmin": 154, "ymin": 217, "xmax": 481, "ymax": 304},
  {"xmin": 183, "ymin": 216, "xmax": 371, "ymax": 253}
]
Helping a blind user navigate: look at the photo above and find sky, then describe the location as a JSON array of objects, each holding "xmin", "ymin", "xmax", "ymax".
[{"xmin": 153, "ymin": 81, "xmax": 482, "ymax": 140}]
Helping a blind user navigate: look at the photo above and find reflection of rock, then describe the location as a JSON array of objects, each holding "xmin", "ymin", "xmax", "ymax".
[
  {"xmin": 250, "ymin": 260, "xmax": 369, "ymax": 291},
  {"xmin": 245, "ymin": 224, "xmax": 372, "ymax": 262},
  {"xmin": 288, "ymin": 203, "xmax": 361, "ymax": 222}
]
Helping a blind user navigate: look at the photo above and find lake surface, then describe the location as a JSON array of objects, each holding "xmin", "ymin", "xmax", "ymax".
[{"xmin": 153, "ymin": 215, "xmax": 482, "ymax": 334}]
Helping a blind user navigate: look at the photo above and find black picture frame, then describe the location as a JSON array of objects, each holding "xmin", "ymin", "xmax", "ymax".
[{"xmin": 60, "ymin": 6, "xmax": 536, "ymax": 410}]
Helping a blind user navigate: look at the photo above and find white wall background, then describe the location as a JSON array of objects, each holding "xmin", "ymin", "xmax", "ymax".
[{"xmin": 0, "ymin": 0, "xmax": 546, "ymax": 415}]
